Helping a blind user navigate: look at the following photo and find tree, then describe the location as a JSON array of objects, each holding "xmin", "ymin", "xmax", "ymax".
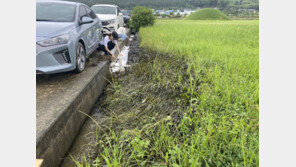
[
  {"xmin": 217, "ymin": 0, "xmax": 229, "ymax": 9},
  {"xmin": 129, "ymin": 6, "xmax": 156, "ymax": 33},
  {"xmin": 209, "ymin": 0, "xmax": 218, "ymax": 7},
  {"xmin": 175, "ymin": 12, "xmax": 181, "ymax": 18},
  {"xmin": 66, "ymin": 0, "xmax": 259, "ymax": 11}
]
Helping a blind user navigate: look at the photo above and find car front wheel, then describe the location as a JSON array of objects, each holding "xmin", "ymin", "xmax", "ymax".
[{"xmin": 75, "ymin": 42, "xmax": 86, "ymax": 73}]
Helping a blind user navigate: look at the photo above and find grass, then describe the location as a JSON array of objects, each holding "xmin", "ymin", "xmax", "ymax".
[
  {"xmin": 140, "ymin": 19, "xmax": 259, "ymax": 166},
  {"xmin": 74, "ymin": 19, "xmax": 259, "ymax": 166},
  {"xmin": 187, "ymin": 8, "xmax": 230, "ymax": 20}
]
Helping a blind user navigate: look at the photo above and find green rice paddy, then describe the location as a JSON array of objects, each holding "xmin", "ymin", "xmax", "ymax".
[
  {"xmin": 139, "ymin": 19, "xmax": 259, "ymax": 166},
  {"xmin": 75, "ymin": 19, "xmax": 259, "ymax": 167}
]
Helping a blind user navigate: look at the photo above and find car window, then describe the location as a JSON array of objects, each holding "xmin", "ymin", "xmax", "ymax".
[
  {"xmin": 122, "ymin": 10, "xmax": 129, "ymax": 16},
  {"xmin": 85, "ymin": 7, "xmax": 97, "ymax": 19},
  {"xmin": 117, "ymin": 7, "xmax": 121, "ymax": 15},
  {"xmin": 91, "ymin": 6, "xmax": 116, "ymax": 15},
  {"xmin": 36, "ymin": 2, "xmax": 76, "ymax": 22},
  {"xmin": 79, "ymin": 6, "xmax": 87, "ymax": 20}
]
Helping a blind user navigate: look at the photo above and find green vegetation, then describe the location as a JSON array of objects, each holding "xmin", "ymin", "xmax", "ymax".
[
  {"xmin": 74, "ymin": 19, "xmax": 258, "ymax": 166},
  {"xmin": 129, "ymin": 6, "xmax": 156, "ymax": 33},
  {"xmin": 187, "ymin": 8, "xmax": 230, "ymax": 20},
  {"xmin": 139, "ymin": 20, "xmax": 259, "ymax": 166},
  {"xmin": 66, "ymin": 0, "xmax": 259, "ymax": 10}
]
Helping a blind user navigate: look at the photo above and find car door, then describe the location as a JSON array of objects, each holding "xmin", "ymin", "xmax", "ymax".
[
  {"xmin": 78, "ymin": 5, "xmax": 93, "ymax": 55},
  {"xmin": 85, "ymin": 6, "xmax": 102, "ymax": 50}
]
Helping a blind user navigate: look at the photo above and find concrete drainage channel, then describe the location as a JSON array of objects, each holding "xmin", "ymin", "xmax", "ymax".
[
  {"xmin": 60, "ymin": 95, "xmax": 109, "ymax": 167},
  {"xmin": 61, "ymin": 39, "xmax": 134, "ymax": 167},
  {"xmin": 36, "ymin": 31, "xmax": 132, "ymax": 167}
]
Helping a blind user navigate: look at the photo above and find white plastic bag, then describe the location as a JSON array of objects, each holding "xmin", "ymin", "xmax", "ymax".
[
  {"xmin": 110, "ymin": 46, "xmax": 130, "ymax": 73},
  {"xmin": 118, "ymin": 55, "xmax": 124, "ymax": 72}
]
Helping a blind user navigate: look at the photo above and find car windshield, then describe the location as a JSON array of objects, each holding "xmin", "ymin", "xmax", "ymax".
[
  {"xmin": 36, "ymin": 2, "xmax": 76, "ymax": 22},
  {"xmin": 91, "ymin": 6, "xmax": 116, "ymax": 15},
  {"xmin": 122, "ymin": 11, "xmax": 129, "ymax": 16}
]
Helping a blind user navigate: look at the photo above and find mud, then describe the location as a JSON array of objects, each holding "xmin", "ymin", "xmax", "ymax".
[
  {"xmin": 60, "ymin": 34, "xmax": 191, "ymax": 166},
  {"xmin": 60, "ymin": 35, "xmax": 142, "ymax": 167}
]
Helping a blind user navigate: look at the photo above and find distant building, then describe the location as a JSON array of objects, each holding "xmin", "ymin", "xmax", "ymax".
[
  {"xmin": 165, "ymin": 10, "xmax": 174, "ymax": 16},
  {"xmin": 248, "ymin": 9, "xmax": 256, "ymax": 12},
  {"xmin": 153, "ymin": 8, "xmax": 200, "ymax": 17},
  {"xmin": 238, "ymin": 8, "xmax": 246, "ymax": 12},
  {"xmin": 180, "ymin": 9, "xmax": 197, "ymax": 16}
]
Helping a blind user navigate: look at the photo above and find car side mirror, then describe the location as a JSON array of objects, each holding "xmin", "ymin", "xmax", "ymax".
[
  {"xmin": 80, "ymin": 16, "xmax": 93, "ymax": 25},
  {"xmin": 119, "ymin": 13, "xmax": 123, "ymax": 16}
]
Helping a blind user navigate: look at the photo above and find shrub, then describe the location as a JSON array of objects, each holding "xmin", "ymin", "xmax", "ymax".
[
  {"xmin": 175, "ymin": 13, "xmax": 181, "ymax": 18},
  {"xmin": 129, "ymin": 6, "xmax": 156, "ymax": 33},
  {"xmin": 187, "ymin": 8, "xmax": 230, "ymax": 20}
]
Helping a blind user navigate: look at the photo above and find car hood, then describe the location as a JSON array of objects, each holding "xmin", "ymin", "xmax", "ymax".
[
  {"xmin": 36, "ymin": 21, "xmax": 76, "ymax": 41},
  {"xmin": 96, "ymin": 14, "xmax": 116, "ymax": 21}
]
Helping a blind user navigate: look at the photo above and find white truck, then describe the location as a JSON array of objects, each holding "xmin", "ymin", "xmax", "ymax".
[{"xmin": 91, "ymin": 4, "xmax": 124, "ymax": 34}]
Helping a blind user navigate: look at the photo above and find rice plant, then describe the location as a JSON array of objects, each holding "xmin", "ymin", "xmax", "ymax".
[
  {"xmin": 139, "ymin": 19, "xmax": 259, "ymax": 166},
  {"xmin": 74, "ymin": 19, "xmax": 259, "ymax": 167}
]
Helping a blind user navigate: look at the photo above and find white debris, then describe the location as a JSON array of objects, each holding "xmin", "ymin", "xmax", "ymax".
[
  {"xmin": 129, "ymin": 35, "xmax": 135, "ymax": 42},
  {"xmin": 110, "ymin": 46, "xmax": 131, "ymax": 73}
]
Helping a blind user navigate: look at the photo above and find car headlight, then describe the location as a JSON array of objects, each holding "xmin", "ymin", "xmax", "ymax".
[
  {"xmin": 106, "ymin": 19, "xmax": 116, "ymax": 25},
  {"xmin": 37, "ymin": 34, "xmax": 70, "ymax": 47}
]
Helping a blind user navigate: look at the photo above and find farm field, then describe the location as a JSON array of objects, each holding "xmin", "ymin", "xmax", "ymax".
[
  {"xmin": 139, "ymin": 19, "xmax": 259, "ymax": 166},
  {"xmin": 75, "ymin": 19, "xmax": 259, "ymax": 167}
]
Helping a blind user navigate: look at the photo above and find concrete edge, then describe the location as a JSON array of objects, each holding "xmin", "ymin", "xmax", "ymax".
[{"xmin": 36, "ymin": 29, "xmax": 131, "ymax": 167}]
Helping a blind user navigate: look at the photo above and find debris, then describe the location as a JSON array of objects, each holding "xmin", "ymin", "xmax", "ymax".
[{"xmin": 110, "ymin": 46, "xmax": 131, "ymax": 73}]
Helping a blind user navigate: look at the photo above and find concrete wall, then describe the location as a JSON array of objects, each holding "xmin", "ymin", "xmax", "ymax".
[
  {"xmin": 36, "ymin": 30, "xmax": 130, "ymax": 167},
  {"xmin": 36, "ymin": 29, "xmax": 131, "ymax": 167},
  {"xmin": 36, "ymin": 62, "xmax": 110, "ymax": 167}
]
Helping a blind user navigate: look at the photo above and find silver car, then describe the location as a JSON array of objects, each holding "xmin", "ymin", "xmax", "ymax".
[{"xmin": 36, "ymin": 0, "xmax": 102, "ymax": 74}]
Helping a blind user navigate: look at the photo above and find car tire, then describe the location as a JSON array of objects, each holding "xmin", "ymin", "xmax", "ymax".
[{"xmin": 75, "ymin": 42, "xmax": 86, "ymax": 73}]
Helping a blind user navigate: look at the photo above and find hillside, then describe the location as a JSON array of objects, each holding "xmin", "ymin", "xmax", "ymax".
[
  {"xmin": 66, "ymin": 0, "xmax": 259, "ymax": 10},
  {"xmin": 187, "ymin": 8, "xmax": 230, "ymax": 20}
]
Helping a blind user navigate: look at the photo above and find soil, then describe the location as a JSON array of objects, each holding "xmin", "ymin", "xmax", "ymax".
[
  {"xmin": 60, "ymin": 34, "xmax": 145, "ymax": 166},
  {"xmin": 61, "ymin": 34, "xmax": 190, "ymax": 166}
]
